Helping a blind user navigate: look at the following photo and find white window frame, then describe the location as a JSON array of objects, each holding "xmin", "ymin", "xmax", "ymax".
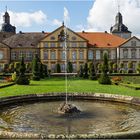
[
  {"xmin": 131, "ymin": 49, "xmax": 136, "ymax": 59},
  {"xmin": 26, "ymin": 51, "xmax": 33, "ymax": 60},
  {"xmin": 50, "ymin": 42, "xmax": 56, "ymax": 47},
  {"xmin": 72, "ymin": 51, "xmax": 77, "ymax": 60},
  {"xmin": 79, "ymin": 51, "xmax": 84, "ymax": 60},
  {"xmin": 51, "ymin": 51, "xmax": 56, "ymax": 60},
  {"xmin": 96, "ymin": 50, "xmax": 100, "ymax": 60},
  {"xmin": 43, "ymin": 51, "xmax": 48, "ymax": 60},
  {"xmin": 71, "ymin": 42, "xmax": 77, "ymax": 47},
  {"xmin": 88, "ymin": 50, "xmax": 93, "ymax": 60},
  {"xmin": 123, "ymin": 49, "xmax": 128, "ymax": 59}
]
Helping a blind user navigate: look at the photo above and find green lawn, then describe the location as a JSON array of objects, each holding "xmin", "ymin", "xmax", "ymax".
[{"xmin": 0, "ymin": 77, "xmax": 140, "ymax": 98}]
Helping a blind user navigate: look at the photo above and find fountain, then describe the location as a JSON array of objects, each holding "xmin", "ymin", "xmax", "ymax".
[
  {"xmin": 58, "ymin": 22, "xmax": 80, "ymax": 114},
  {"xmin": 0, "ymin": 9, "xmax": 140, "ymax": 139}
]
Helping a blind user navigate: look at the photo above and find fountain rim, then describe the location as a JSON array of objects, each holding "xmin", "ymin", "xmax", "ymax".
[{"xmin": 0, "ymin": 92, "xmax": 140, "ymax": 139}]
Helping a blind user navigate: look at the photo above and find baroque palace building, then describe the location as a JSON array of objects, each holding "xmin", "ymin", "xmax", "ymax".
[{"xmin": 0, "ymin": 9, "xmax": 140, "ymax": 72}]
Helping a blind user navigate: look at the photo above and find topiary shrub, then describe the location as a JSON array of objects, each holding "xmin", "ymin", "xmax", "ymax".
[
  {"xmin": 83, "ymin": 63, "xmax": 88, "ymax": 79},
  {"xmin": 109, "ymin": 61, "xmax": 113, "ymax": 73},
  {"xmin": 32, "ymin": 54, "xmax": 40, "ymax": 81},
  {"xmin": 119, "ymin": 62, "xmax": 125, "ymax": 73},
  {"xmin": 98, "ymin": 53, "xmax": 111, "ymax": 85},
  {"xmin": 12, "ymin": 72, "xmax": 17, "ymax": 82},
  {"xmin": 16, "ymin": 57, "xmax": 30, "ymax": 85},
  {"xmin": 43, "ymin": 64, "xmax": 48, "ymax": 77},
  {"xmin": 9, "ymin": 63, "xmax": 14, "ymax": 73},
  {"xmin": 40, "ymin": 63, "xmax": 44, "ymax": 78},
  {"xmin": 97, "ymin": 63, "xmax": 102, "ymax": 73},
  {"xmin": 14, "ymin": 62, "xmax": 20, "ymax": 74},
  {"xmin": 113, "ymin": 63, "xmax": 117, "ymax": 73},
  {"xmin": 78, "ymin": 65, "xmax": 84, "ymax": 78},
  {"xmin": 127, "ymin": 61, "xmax": 133, "ymax": 73},
  {"xmin": 3, "ymin": 64, "xmax": 9, "ymax": 73},
  {"xmin": 89, "ymin": 62, "xmax": 96, "ymax": 80},
  {"xmin": 26, "ymin": 63, "xmax": 32, "ymax": 73},
  {"xmin": 56, "ymin": 63, "xmax": 61, "ymax": 73},
  {"xmin": 67, "ymin": 61, "xmax": 73, "ymax": 73}
]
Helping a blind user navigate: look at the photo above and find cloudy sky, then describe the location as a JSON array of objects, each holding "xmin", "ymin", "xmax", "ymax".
[{"xmin": 0, "ymin": 0, "xmax": 140, "ymax": 37}]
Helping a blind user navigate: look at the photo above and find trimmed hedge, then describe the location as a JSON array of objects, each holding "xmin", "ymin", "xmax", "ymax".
[{"xmin": 0, "ymin": 82, "xmax": 15, "ymax": 89}]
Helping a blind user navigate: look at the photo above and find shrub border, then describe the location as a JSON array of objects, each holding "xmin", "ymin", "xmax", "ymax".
[
  {"xmin": 0, "ymin": 93, "xmax": 140, "ymax": 139},
  {"xmin": 0, "ymin": 82, "xmax": 15, "ymax": 89}
]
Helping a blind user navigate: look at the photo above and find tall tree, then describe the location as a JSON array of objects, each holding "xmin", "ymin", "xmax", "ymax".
[
  {"xmin": 32, "ymin": 54, "xmax": 40, "ymax": 81},
  {"xmin": 40, "ymin": 62, "xmax": 44, "ymax": 78},
  {"xmin": 79, "ymin": 65, "xmax": 84, "ymax": 78},
  {"xmin": 67, "ymin": 61, "xmax": 73, "ymax": 73},
  {"xmin": 98, "ymin": 53, "xmax": 111, "ymax": 85},
  {"xmin": 16, "ymin": 57, "xmax": 30, "ymax": 85},
  {"xmin": 56, "ymin": 63, "xmax": 61, "ymax": 73},
  {"xmin": 83, "ymin": 63, "xmax": 88, "ymax": 79},
  {"xmin": 89, "ymin": 62, "xmax": 96, "ymax": 80}
]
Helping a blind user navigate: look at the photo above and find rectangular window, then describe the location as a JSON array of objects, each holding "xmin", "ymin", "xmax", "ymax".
[
  {"xmin": 96, "ymin": 50, "xmax": 100, "ymax": 60},
  {"xmin": 61, "ymin": 51, "xmax": 65, "ymax": 60},
  {"xmin": 71, "ymin": 42, "xmax": 77, "ymax": 47},
  {"xmin": 61, "ymin": 64, "xmax": 65, "ymax": 72},
  {"xmin": 123, "ymin": 49, "xmax": 128, "ymax": 59},
  {"xmin": 60, "ymin": 42, "xmax": 64, "ymax": 47},
  {"xmin": 131, "ymin": 49, "xmax": 136, "ymax": 59},
  {"xmin": 11, "ymin": 52, "xmax": 17, "ymax": 60},
  {"xmin": 79, "ymin": 42, "xmax": 85, "ymax": 47},
  {"xmin": 19, "ymin": 51, "xmax": 25, "ymax": 59},
  {"xmin": 44, "ymin": 43, "xmax": 48, "ymax": 47},
  {"xmin": 50, "ymin": 43, "xmax": 56, "ymax": 47},
  {"xmin": 88, "ymin": 50, "xmax": 93, "ymax": 60},
  {"xmin": 26, "ymin": 51, "xmax": 33, "ymax": 60},
  {"xmin": 51, "ymin": 51, "xmax": 56, "ymax": 60},
  {"xmin": 111, "ymin": 50, "xmax": 116, "ymax": 60},
  {"xmin": 72, "ymin": 51, "xmax": 77, "ymax": 60},
  {"xmin": 43, "ymin": 51, "xmax": 48, "ymax": 60},
  {"xmin": 131, "ymin": 41, "xmax": 136, "ymax": 47},
  {"xmin": 51, "ymin": 64, "xmax": 55, "ymax": 72},
  {"xmin": 79, "ymin": 51, "xmax": 83, "ymax": 60},
  {"xmin": 73, "ymin": 63, "xmax": 77, "ymax": 72}
]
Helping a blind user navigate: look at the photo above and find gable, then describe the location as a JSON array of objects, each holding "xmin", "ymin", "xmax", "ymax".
[
  {"xmin": 120, "ymin": 36, "xmax": 140, "ymax": 48},
  {"xmin": 41, "ymin": 26, "xmax": 87, "ymax": 42}
]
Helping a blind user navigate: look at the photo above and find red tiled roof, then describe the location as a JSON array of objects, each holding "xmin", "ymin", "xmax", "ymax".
[{"xmin": 78, "ymin": 32, "xmax": 126, "ymax": 48}]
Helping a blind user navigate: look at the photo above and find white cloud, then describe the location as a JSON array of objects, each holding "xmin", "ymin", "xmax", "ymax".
[
  {"xmin": 64, "ymin": 7, "xmax": 70, "ymax": 25},
  {"xmin": 52, "ymin": 19, "xmax": 62, "ymax": 26},
  {"xmin": 0, "ymin": 10, "xmax": 47, "ymax": 27},
  {"xmin": 85, "ymin": 0, "xmax": 140, "ymax": 37}
]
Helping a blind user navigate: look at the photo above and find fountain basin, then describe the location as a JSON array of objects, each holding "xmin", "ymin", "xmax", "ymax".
[{"xmin": 0, "ymin": 93, "xmax": 140, "ymax": 139}]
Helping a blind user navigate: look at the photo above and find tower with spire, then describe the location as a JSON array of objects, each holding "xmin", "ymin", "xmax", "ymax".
[
  {"xmin": 0, "ymin": 6, "xmax": 16, "ymax": 33},
  {"xmin": 110, "ymin": 7, "xmax": 131, "ymax": 39}
]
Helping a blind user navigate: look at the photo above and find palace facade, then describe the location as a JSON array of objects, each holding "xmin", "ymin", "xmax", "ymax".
[{"xmin": 0, "ymin": 10, "xmax": 140, "ymax": 72}]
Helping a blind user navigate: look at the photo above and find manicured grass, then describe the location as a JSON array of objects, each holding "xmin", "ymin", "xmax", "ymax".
[{"xmin": 0, "ymin": 77, "xmax": 140, "ymax": 98}]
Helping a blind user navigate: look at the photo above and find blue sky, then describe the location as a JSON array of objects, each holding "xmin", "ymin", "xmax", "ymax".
[
  {"xmin": 0, "ymin": 1, "xmax": 94, "ymax": 32},
  {"xmin": 0, "ymin": 0, "xmax": 140, "ymax": 37}
]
